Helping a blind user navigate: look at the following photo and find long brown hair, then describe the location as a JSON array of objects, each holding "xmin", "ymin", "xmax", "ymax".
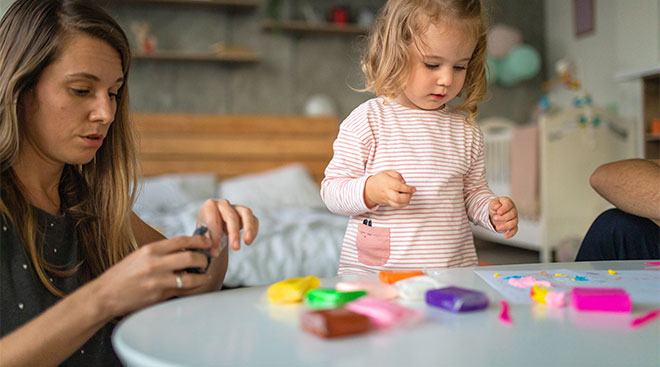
[
  {"xmin": 361, "ymin": 0, "xmax": 488, "ymax": 123},
  {"xmin": 0, "ymin": 0, "xmax": 139, "ymax": 297}
]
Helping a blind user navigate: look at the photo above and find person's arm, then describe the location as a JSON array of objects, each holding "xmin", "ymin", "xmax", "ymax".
[
  {"xmin": 590, "ymin": 159, "xmax": 660, "ymax": 221},
  {"xmin": 0, "ymin": 219, "xmax": 229, "ymax": 366},
  {"xmin": 129, "ymin": 212, "xmax": 228, "ymax": 294},
  {"xmin": 131, "ymin": 201, "xmax": 258, "ymax": 294},
  {"xmin": 321, "ymin": 115, "xmax": 377, "ymax": 216},
  {"xmin": 191, "ymin": 199, "xmax": 257, "ymax": 293},
  {"xmin": 0, "ymin": 278, "xmax": 114, "ymax": 366},
  {"xmin": 131, "ymin": 212, "xmax": 166, "ymax": 245},
  {"xmin": 0, "ymin": 202, "xmax": 258, "ymax": 366},
  {"xmin": 463, "ymin": 127, "xmax": 498, "ymax": 231}
]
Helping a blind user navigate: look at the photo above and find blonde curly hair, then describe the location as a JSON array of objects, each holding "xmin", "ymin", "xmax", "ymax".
[{"xmin": 361, "ymin": 0, "xmax": 488, "ymax": 123}]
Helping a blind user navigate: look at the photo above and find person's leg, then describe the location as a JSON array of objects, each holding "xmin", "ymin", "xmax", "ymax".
[{"xmin": 575, "ymin": 208, "xmax": 660, "ymax": 261}]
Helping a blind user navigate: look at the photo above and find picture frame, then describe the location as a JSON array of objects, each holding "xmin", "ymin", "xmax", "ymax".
[{"xmin": 574, "ymin": 0, "xmax": 595, "ymax": 37}]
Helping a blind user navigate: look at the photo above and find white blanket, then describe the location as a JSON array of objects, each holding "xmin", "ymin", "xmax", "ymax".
[
  {"xmin": 136, "ymin": 202, "xmax": 347, "ymax": 287},
  {"xmin": 133, "ymin": 166, "xmax": 348, "ymax": 287}
]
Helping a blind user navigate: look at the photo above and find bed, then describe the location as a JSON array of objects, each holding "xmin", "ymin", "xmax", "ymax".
[
  {"xmin": 131, "ymin": 113, "xmax": 348, "ymax": 287},
  {"xmin": 471, "ymin": 106, "xmax": 632, "ymax": 262}
]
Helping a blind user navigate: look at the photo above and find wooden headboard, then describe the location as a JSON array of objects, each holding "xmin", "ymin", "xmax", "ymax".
[{"xmin": 133, "ymin": 113, "xmax": 338, "ymax": 183}]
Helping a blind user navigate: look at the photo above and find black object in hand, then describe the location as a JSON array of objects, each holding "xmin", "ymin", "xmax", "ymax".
[{"xmin": 184, "ymin": 226, "xmax": 211, "ymax": 274}]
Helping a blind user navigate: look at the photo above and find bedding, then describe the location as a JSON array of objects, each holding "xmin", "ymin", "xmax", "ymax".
[{"xmin": 134, "ymin": 164, "xmax": 347, "ymax": 287}]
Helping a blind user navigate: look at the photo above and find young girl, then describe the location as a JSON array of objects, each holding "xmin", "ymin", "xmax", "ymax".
[
  {"xmin": 321, "ymin": 0, "xmax": 518, "ymax": 275},
  {"xmin": 0, "ymin": 0, "xmax": 257, "ymax": 365}
]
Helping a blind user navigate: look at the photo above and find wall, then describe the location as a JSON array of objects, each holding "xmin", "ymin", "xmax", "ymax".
[
  {"xmin": 480, "ymin": 0, "xmax": 547, "ymax": 124},
  {"xmin": 99, "ymin": 0, "xmax": 545, "ymax": 122},
  {"xmin": 1, "ymin": 0, "xmax": 546, "ymax": 123},
  {"xmin": 0, "ymin": 0, "xmax": 10, "ymax": 15},
  {"xmin": 101, "ymin": 0, "xmax": 381, "ymax": 118},
  {"xmin": 544, "ymin": 0, "xmax": 659, "ymax": 157}
]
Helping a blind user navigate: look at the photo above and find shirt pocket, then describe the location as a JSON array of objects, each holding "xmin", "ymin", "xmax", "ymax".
[{"xmin": 356, "ymin": 223, "xmax": 390, "ymax": 266}]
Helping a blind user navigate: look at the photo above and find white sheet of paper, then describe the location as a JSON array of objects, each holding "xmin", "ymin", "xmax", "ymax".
[{"xmin": 475, "ymin": 269, "xmax": 660, "ymax": 304}]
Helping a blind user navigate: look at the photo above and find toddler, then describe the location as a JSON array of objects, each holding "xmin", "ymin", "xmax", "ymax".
[{"xmin": 321, "ymin": 0, "xmax": 518, "ymax": 275}]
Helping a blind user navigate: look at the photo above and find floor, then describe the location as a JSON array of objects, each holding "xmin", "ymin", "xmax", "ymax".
[{"xmin": 474, "ymin": 238, "xmax": 540, "ymax": 265}]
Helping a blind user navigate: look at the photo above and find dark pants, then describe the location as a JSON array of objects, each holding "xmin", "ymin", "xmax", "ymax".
[{"xmin": 575, "ymin": 208, "xmax": 660, "ymax": 261}]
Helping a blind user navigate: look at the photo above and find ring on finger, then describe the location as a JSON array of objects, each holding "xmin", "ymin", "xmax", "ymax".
[{"xmin": 175, "ymin": 273, "xmax": 183, "ymax": 289}]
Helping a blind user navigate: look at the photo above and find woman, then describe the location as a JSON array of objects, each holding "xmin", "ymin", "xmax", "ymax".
[{"xmin": 0, "ymin": 0, "xmax": 258, "ymax": 365}]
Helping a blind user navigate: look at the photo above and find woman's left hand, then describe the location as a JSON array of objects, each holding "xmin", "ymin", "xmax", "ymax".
[{"xmin": 196, "ymin": 199, "xmax": 259, "ymax": 256}]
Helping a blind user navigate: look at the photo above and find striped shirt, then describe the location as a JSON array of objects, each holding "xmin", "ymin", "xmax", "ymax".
[{"xmin": 321, "ymin": 97, "xmax": 497, "ymax": 275}]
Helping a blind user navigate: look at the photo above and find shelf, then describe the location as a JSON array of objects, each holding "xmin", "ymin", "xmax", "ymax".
[
  {"xmin": 645, "ymin": 134, "xmax": 660, "ymax": 142},
  {"xmin": 643, "ymin": 75, "xmax": 659, "ymax": 159},
  {"xmin": 134, "ymin": 50, "xmax": 260, "ymax": 63},
  {"xmin": 108, "ymin": 0, "xmax": 258, "ymax": 10},
  {"xmin": 614, "ymin": 64, "xmax": 660, "ymax": 82},
  {"xmin": 263, "ymin": 20, "xmax": 368, "ymax": 36}
]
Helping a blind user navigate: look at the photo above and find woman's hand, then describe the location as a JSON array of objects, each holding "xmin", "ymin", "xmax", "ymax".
[
  {"xmin": 196, "ymin": 198, "xmax": 259, "ymax": 253},
  {"xmin": 93, "ymin": 235, "xmax": 217, "ymax": 319},
  {"xmin": 190, "ymin": 199, "xmax": 259, "ymax": 292},
  {"xmin": 95, "ymin": 199, "xmax": 260, "ymax": 319}
]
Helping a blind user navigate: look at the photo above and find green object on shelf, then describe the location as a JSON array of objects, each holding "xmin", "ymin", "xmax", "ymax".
[{"xmin": 304, "ymin": 289, "xmax": 367, "ymax": 309}]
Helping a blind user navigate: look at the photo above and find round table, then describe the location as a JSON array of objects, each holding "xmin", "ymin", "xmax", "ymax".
[{"xmin": 112, "ymin": 260, "xmax": 660, "ymax": 366}]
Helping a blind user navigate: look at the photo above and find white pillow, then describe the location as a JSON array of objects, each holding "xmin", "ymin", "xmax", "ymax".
[
  {"xmin": 134, "ymin": 173, "xmax": 218, "ymax": 213},
  {"xmin": 217, "ymin": 163, "xmax": 326, "ymax": 210}
]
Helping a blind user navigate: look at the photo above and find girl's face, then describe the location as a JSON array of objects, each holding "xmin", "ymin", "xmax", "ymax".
[
  {"xmin": 21, "ymin": 33, "xmax": 123, "ymax": 169},
  {"xmin": 395, "ymin": 22, "xmax": 476, "ymax": 111}
]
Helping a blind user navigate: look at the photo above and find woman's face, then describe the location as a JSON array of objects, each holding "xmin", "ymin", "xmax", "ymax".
[{"xmin": 21, "ymin": 33, "xmax": 124, "ymax": 168}]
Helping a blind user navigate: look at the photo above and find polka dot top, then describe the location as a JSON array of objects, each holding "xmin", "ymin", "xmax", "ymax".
[{"xmin": 0, "ymin": 208, "xmax": 120, "ymax": 366}]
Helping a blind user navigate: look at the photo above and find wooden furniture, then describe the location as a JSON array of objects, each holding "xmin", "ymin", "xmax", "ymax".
[
  {"xmin": 104, "ymin": 0, "xmax": 259, "ymax": 65},
  {"xmin": 132, "ymin": 113, "xmax": 338, "ymax": 183},
  {"xmin": 112, "ymin": 260, "xmax": 660, "ymax": 367},
  {"xmin": 108, "ymin": 0, "xmax": 258, "ymax": 10},
  {"xmin": 615, "ymin": 65, "xmax": 660, "ymax": 159},
  {"xmin": 133, "ymin": 50, "xmax": 260, "ymax": 63},
  {"xmin": 473, "ymin": 106, "xmax": 630, "ymax": 263}
]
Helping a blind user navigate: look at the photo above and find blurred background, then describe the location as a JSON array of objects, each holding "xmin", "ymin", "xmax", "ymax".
[{"xmin": 1, "ymin": 0, "xmax": 657, "ymax": 269}]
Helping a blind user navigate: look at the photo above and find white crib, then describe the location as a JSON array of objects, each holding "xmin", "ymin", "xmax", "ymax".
[{"xmin": 472, "ymin": 107, "xmax": 632, "ymax": 262}]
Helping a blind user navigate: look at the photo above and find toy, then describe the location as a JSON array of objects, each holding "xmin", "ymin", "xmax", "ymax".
[
  {"xmin": 304, "ymin": 289, "xmax": 366, "ymax": 309},
  {"xmin": 129, "ymin": 21, "xmax": 157, "ymax": 55},
  {"xmin": 267, "ymin": 276, "xmax": 320, "ymax": 304},
  {"xmin": 426, "ymin": 286, "xmax": 489, "ymax": 313},
  {"xmin": 378, "ymin": 270, "xmax": 424, "ymax": 284},
  {"xmin": 335, "ymin": 278, "xmax": 398, "ymax": 299},
  {"xmin": 486, "ymin": 23, "xmax": 541, "ymax": 86},
  {"xmin": 345, "ymin": 296, "xmax": 422, "ymax": 328},
  {"xmin": 507, "ymin": 276, "xmax": 551, "ymax": 289},
  {"xmin": 184, "ymin": 226, "xmax": 212, "ymax": 274},
  {"xmin": 541, "ymin": 58, "xmax": 628, "ymax": 147},
  {"xmin": 499, "ymin": 300, "xmax": 512, "ymax": 324},
  {"xmin": 393, "ymin": 275, "xmax": 446, "ymax": 301},
  {"xmin": 487, "ymin": 23, "xmax": 522, "ymax": 58},
  {"xmin": 300, "ymin": 308, "xmax": 371, "ymax": 338},
  {"xmin": 630, "ymin": 309, "xmax": 660, "ymax": 328},
  {"xmin": 530, "ymin": 284, "xmax": 566, "ymax": 308},
  {"xmin": 570, "ymin": 287, "xmax": 632, "ymax": 313}
]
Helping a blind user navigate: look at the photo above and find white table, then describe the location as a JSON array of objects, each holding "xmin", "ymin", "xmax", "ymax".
[{"xmin": 112, "ymin": 261, "xmax": 660, "ymax": 366}]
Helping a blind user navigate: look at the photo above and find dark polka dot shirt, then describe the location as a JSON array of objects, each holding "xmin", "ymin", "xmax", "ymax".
[{"xmin": 1, "ymin": 208, "xmax": 120, "ymax": 366}]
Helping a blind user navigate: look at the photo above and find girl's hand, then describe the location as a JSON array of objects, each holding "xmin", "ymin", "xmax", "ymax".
[
  {"xmin": 488, "ymin": 197, "xmax": 519, "ymax": 239},
  {"xmin": 93, "ymin": 235, "xmax": 218, "ymax": 319},
  {"xmin": 196, "ymin": 199, "xmax": 259, "ymax": 253},
  {"xmin": 364, "ymin": 170, "xmax": 416, "ymax": 208}
]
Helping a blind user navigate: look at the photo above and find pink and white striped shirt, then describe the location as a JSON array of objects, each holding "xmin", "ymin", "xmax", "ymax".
[{"xmin": 321, "ymin": 98, "xmax": 497, "ymax": 275}]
